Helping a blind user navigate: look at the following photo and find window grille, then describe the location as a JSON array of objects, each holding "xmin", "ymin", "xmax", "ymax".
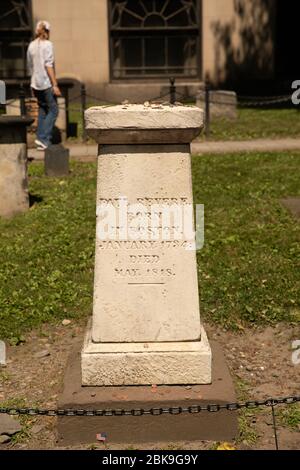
[
  {"xmin": 0, "ymin": 0, "xmax": 33, "ymax": 79},
  {"xmin": 109, "ymin": 0, "xmax": 201, "ymax": 79}
]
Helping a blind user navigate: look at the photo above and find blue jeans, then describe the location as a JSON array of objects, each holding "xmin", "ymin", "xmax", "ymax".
[{"xmin": 33, "ymin": 87, "xmax": 58, "ymax": 146}]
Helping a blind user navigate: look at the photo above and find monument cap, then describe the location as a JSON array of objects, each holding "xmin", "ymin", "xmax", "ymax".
[{"xmin": 85, "ymin": 104, "xmax": 204, "ymax": 144}]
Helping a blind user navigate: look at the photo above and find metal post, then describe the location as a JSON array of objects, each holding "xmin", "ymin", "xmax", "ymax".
[
  {"xmin": 169, "ymin": 77, "xmax": 176, "ymax": 105},
  {"xmin": 81, "ymin": 83, "xmax": 87, "ymax": 142},
  {"xmin": 0, "ymin": 80, "xmax": 6, "ymax": 107},
  {"xmin": 205, "ymin": 79, "xmax": 210, "ymax": 139},
  {"xmin": 19, "ymin": 83, "xmax": 26, "ymax": 117}
]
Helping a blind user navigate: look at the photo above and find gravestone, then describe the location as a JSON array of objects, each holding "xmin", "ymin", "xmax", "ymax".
[
  {"xmin": 81, "ymin": 104, "xmax": 212, "ymax": 386},
  {"xmin": 58, "ymin": 104, "xmax": 237, "ymax": 445},
  {"xmin": 0, "ymin": 341, "xmax": 6, "ymax": 366},
  {"xmin": 0, "ymin": 80, "xmax": 5, "ymax": 104},
  {"xmin": 0, "ymin": 116, "xmax": 33, "ymax": 218},
  {"xmin": 196, "ymin": 90, "xmax": 238, "ymax": 120},
  {"xmin": 45, "ymin": 144, "xmax": 69, "ymax": 177}
]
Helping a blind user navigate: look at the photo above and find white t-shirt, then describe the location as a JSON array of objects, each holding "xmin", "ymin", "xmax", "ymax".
[{"xmin": 27, "ymin": 39, "xmax": 54, "ymax": 91}]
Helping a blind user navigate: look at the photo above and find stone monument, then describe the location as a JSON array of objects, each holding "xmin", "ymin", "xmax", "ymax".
[
  {"xmin": 0, "ymin": 116, "xmax": 33, "ymax": 218},
  {"xmin": 0, "ymin": 80, "xmax": 5, "ymax": 104},
  {"xmin": 45, "ymin": 144, "xmax": 70, "ymax": 177},
  {"xmin": 58, "ymin": 104, "xmax": 237, "ymax": 445},
  {"xmin": 81, "ymin": 104, "xmax": 211, "ymax": 386},
  {"xmin": 196, "ymin": 89, "xmax": 238, "ymax": 120},
  {"xmin": 0, "ymin": 340, "xmax": 6, "ymax": 366}
]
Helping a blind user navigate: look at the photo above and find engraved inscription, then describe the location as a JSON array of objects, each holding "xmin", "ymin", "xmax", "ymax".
[
  {"xmin": 98, "ymin": 197, "xmax": 190, "ymax": 208},
  {"xmin": 130, "ymin": 255, "xmax": 160, "ymax": 264},
  {"xmin": 98, "ymin": 240, "xmax": 193, "ymax": 250},
  {"xmin": 114, "ymin": 267, "xmax": 176, "ymax": 279},
  {"xmin": 96, "ymin": 196, "xmax": 196, "ymax": 243}
]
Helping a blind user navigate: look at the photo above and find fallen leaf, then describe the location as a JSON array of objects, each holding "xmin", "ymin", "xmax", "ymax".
[{"xmin": 217, "ymin": 442, "xmax": 237, "ymax": 451}]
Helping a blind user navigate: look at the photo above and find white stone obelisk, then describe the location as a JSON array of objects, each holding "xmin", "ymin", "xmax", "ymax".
[{"xmin": 82, "ymin": 104, "xmax": 211, "ymax": 386}]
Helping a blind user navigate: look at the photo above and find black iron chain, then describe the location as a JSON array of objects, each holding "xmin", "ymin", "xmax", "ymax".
[
  {"xmin": 0, "ymin": 395, "xmax": 298, "ymax": 418},
  {"xmin": 187, "ymin": 90, "xmax": 292, "ymax": 107}
]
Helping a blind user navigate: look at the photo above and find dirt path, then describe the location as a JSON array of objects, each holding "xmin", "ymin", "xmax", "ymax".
[
  {"xmin": 192, "ymin": 138, "xmax": 300, "ymax": 155},
  {"xmin": 0, "ymin": 321, "xmax": 299, "ymax": 450},
  {"xmin": 27, "ymin": 138, "xmax": 300, "ymax": 163}
]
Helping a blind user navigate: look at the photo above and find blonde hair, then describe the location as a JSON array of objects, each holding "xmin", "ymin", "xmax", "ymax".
[{"xmin": 35, "ymin": 21, "xmax": 50, "ymax": 40}]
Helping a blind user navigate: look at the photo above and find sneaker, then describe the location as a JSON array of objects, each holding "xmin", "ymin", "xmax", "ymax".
[{"xmin": 35, "ymin": 139, "xmax": 48, "ymax": 150}]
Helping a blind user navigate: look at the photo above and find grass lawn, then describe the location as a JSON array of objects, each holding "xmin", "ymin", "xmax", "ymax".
[
  {"xmin": 200, "ymin": 108, "xmax": 300, "ymax": 141},
  {"xmin": 0, "ymin": 163, "xmax": 96, "ymax": 343},
  {"xmin": 0, "ymin": 152, "xmax": 299, "ymax": 340},
  {"xmin": 194, "ymin": 152, "xmax": 300, "ymax": 329}
]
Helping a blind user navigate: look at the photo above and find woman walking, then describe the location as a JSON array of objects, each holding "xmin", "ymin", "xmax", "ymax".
[{"xmin": 27, "ymin": 21, "xmax": 61, "ymax": 150}]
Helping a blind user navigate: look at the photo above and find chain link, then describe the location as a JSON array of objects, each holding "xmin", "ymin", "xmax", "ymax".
[
  {"xmin": 238, "ymin": 96, "xmax": 292, "ymax": 107},
  {"xmin": 0, "ymin": 395, "xmax": 298, "ymax": 418},
  {"xmin": 192, "ymin": 90, "xmax": 292, "ymax": 107},
  {"xmin": 1, "ymin": 395, "xmax": 297, "ymax": 450}
]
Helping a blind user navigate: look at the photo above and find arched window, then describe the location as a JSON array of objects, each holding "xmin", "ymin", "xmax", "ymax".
[
  {"xmin": 109, "ymin": 0, "xmax": 201, "ymax": 79},
  {"xmin": 0, "ymin": 0, "xmax": 33, "ymax": 79}
]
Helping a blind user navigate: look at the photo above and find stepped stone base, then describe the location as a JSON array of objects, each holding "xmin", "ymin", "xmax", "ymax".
[
  {"xmin": 82, "ymin": 321, "xmax": 212, "ymax": 386},
  {"xmin": 58, "ymin": 340, "xmax": 237, "ymax": 446}
]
